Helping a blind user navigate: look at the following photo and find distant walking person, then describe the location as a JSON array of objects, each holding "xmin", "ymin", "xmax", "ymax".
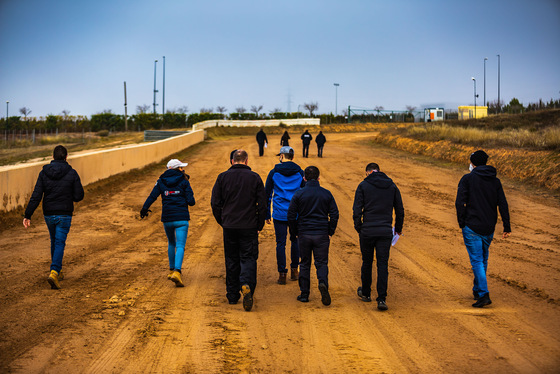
[
  {"xmin": 140, "ymin": 159, "xmax": 195, "ymax": 287},
  {"xmin": 265, "ymin": 146, "xmax": 305, "ymax": 285},
  {"xmin": 211, "ymin": 150, "xmax": 267, "ymax": 311},
  {"xmin": 301, "ymin": 130, "xmax": 312, "ymax": 158},
  {"xmin": 288, "ymin": 166, "xmax": 339, "ymax": 305},
  {"xmin": 315, "ymin": 131, "xmax": 326, "ymax": 157},
  {"xmin": 281, "ymin": 131, "xmax": 291, "ymax": 146},
  {"xmin": 256, "ymin": 129, "xmax": 268, "ymax": 157},
  {"xmin": 455, "ymin": 150, "xmax": 511, "ymax": 308},
  {"xmin": 352, "ymin": 163, "xmax": 404, "ymax": 311},
  {"xmin": 23, "ymin": 145, "xmax": 84, "ymax": 289}
]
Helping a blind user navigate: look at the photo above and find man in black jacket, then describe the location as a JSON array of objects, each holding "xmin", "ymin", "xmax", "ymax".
[
  {"xmin": 211, "ymin": 150, "xmax": 266, "ymax": 311},
  {"xmin": 288, "ymin": 166, "xmax": 339, "ymax": 305},
  {"xmin": 455, "ymin": 150, "xmax": 511, "ymax": 308},
  {"xmin": 301, "ymin": 130, "xmax": 312, "ymax": 158},
  {"xmin": 315, "ymin": 131, "xmax": 326, "ymax": 158},
  {"xmin": 23, "ymin": 145, "xmax": 84, "ymax": 289},
  {"xmin": 256, "ymin": 129, "xmax": 268, "ymax": 157},
  {"xmin": 352, "ymin": 163, "xmax": 404, "ymax": 311}
]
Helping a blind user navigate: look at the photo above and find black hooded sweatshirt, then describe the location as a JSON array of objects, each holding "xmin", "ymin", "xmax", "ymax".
[
  {"xmin": 142, "ymin": 168, "xmax": 195, "ymax": 222},
  {"xmin": 24, "ymin": 160, "xmax": 84, "ymax": 218},
  {"xmin": 352, "ymin": 171, "xmax": 404, "ymax": 237},
  {"xmin": 455, "ymin": 165, "xmax": 510, "ymax": 235}
]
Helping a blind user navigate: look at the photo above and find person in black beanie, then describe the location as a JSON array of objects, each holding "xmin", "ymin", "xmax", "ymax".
[{"xmin": 455, "ymin": 150, "xmax": 511, "ymax": 308}]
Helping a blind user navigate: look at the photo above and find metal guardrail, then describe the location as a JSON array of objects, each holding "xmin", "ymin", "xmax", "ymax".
[{"xmin": 144, "ymin": 130, "xmax": 189, "ymax": 141}]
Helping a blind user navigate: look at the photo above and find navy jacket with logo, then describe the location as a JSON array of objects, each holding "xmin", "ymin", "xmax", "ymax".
[
  {"xmin": 142, "ymin": 169, "xmax": 195, "ymax": 222},
  {"xmin": 265, "ymin": 161, "xmax": 305, "ymax": 221}
]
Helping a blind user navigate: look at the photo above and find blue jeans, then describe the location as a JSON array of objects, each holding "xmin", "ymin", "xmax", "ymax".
[
  {"xmin": 273, "ymin": 220, "xmax": 300, "ymax": 273},
  {"xmin": 44, "ymin": 215, "xmax": 72, "ymax": 273},
  {"xmin": 462, "ymin": 226, "xmax": 494, "ymax": 298},
  {"xmin": 163, "ymin": 221, "xmax": 189, "ymax": 271}
]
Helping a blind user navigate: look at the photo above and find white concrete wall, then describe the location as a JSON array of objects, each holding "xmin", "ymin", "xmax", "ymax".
[
  {"xmin": 192, "ymin": 118, "xmax": 320, "ymax": 131},
  {"xmin": 0, "ymin": 130, "xmax": 204, "ymax": 212}
]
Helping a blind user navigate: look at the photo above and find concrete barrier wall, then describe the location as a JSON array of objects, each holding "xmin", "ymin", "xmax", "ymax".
[
  {"xmin": 0, "ymin": 130, "xmax": 204, "ymax": 212},
  {"xmin": 192, "ymin": 118, "xmax": 320, "ymax": 131}
]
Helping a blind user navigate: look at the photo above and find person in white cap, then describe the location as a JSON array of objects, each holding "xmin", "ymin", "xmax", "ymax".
[{"xmin": 140, "ymin": 158, "xmax": 195, "ymax": 287}]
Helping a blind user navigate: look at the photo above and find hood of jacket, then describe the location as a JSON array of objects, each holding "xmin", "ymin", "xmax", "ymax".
[
  {"xmin": 274, "ymin": 161, "xmax": 302, "ymax": 177},
  {"xmin": 364, "ymin": 171, "xmax": 394, "ymax": 189},
  {"xmin": 471, "ymin": 165, "xmax": 497, "ymax": 179},
  {"xmin": 43, "ymin": 160, "xmax": 72, "ymax": 180},
  {"xmin": 159, "ymin": 169, "xmax": 186, "ymax": 188}
]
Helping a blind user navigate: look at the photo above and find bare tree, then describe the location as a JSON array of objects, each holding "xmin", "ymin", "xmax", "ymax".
[
  {"xmin": 19, "ymin": 107, "xmax": 32, "ymax": 119},
  {"xmin": 216, "ymin": 106, "xmax": 227, "ymax": 114},
  {"xmin": 250, "ymin": 105, "xmax": 263, "ymax": 116},
  {"xmin": 341, "ymin": 108, "xmax": 348, "ymax": 117},
  {"xmin": 405, "ymin": 105, "xmax": 416, "ymax": 113},
  {"xmin": 270, "ymin": 107, "xmax": 283, "ymax": 113},
  {"xmin": 175, "ymin": 106, "xmax": 189, "ymax": 114},
  {"xmin": 136, "ymin": 104, "xmax": 150, "ymax": 114},
  {"xmin": 374, "ymin": 106, "xmax": 384, "ymax": 113},
  {"xmin": 303, "ymin": 102, "xmax": 319, "ymax": 116},
  {"xmin": 200, "ymin": 107, "xmax": 214, "ymax": 113},
  {"xmin": 102, "ymin": 109, "xmax": 113, "ymax": 114},
  {"xmin": 235, "ymin": 106, "xmax": 247, "ymax": 113},
  {"xmin": 61, "ymin": 109, "xmax": 71, "ymax": 118}
]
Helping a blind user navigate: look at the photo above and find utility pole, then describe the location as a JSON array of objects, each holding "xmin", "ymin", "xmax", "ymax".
[
  {"xmin": 153, "ymin": 59, "xmax": 158, "ymax": 114},
  {"xmin": 333, "ymin": 83, "xmax": 339, "ymax": 115},
  {"xmin": 124, "ymin": 81, "xmax": 128, "ymax": 131},
  {"xmin": 162, "ymin": 56, "xmax": 166, "ymax": 114},
  {"xmin": 484, "ymin": 57, "xmax": 488, "ymax": 106},
  {"xmin": 497, "ymin": 54, "xmax": 501, "ymax": 113}
]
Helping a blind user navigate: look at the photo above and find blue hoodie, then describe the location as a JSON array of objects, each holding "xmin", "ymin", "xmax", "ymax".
[
  {"xmin": 265, "ymin": 161, "xmax": 305, "ymax": 221},
  {"xmin": 142, "ymin": 169, "xmax": 195, "ymax": 222}
]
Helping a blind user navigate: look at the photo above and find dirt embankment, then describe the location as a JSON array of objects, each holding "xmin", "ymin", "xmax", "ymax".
[{"xmin": 1, "ymin": 133, "xmax": 559, "ymax": 373}]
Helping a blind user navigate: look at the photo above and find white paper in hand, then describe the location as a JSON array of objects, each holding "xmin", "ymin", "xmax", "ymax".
[
  {"xmin": 391, "ymin": 227, "xmax": 400, "ymax": 246},
  {"xmin": 264, "ymin": 142, "xmax": 268, "ymax": 148}
]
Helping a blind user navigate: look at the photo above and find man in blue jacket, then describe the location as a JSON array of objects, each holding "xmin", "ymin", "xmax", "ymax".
[
  {"xmin": 23, "ymin": 145, "xmax": 84, "ymax": 289},
  {"xmin": 456, "ymin": 150, "xmax": 511, "ymax": 308},
  {"xmin": 288, "ymin": 166, "xmax": 339, "ymax": 305},
  {"xmin": 353, "ymin": 163, "xmax": 404, "ymax": 311},
  {"xmin": 265, "ymin": 146, "xmax": 305, "ymax": 284}
]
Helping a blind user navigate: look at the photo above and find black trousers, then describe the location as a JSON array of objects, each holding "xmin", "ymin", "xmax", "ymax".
[
  {"xmin": 223, "ymin": 228, "xmax": 259, "ymax": 303},
  {"xmin": 258, "ymin": 143, "xmax": 265, "ymax": 156},
  {"xmin": 302, "ymin": 144, "xmax": 310, "ymax": 158},
  {"xmin": 298, "ymin": 234, "xmax": 330, "ymax": 295},
  {"xmin": 359, "ymin": 235, "xmax": 391, "ymax": 301},
  {"xmin": 317, "ymin": 144, "xmax": 324, "ymax": 157}
]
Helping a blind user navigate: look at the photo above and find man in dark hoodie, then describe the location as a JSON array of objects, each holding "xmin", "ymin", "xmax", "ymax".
[
  {"xmin": 141, "ymin": 159, "xmax": 195, "ymax": 287},
  {"xmin": 265, "ymin": 146, "xmax": 305, "ymax": 284},
  {"xmin": 301, "ymin": 130, "xmax": 312, "ymax": 158},
  {"xmin": 455, "ymin": 150, "xmax": 511, "ymax": 308},
  {"xmin": 352, "ymin": 162, "xmax": 404, "ymax": 311},
  {"xmin": 256, "ymin": 129, "xmax": 268, "ymax": 157},
  {"xmin": 23, "ymin": 145, "xmax": 84, "ymax": 289},
  {"xmin": 315, "ymin": 131, "xmax": 326, "ymax": 158},
  {"xmin": 211, "ymin": 150, "xmax": 267, "ymax": 311}
]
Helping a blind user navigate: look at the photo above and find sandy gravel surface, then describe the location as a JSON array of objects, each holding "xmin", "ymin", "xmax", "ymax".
[{"xmin": 1, "ymin": 133, "xmax": 559, "ymax": 373}]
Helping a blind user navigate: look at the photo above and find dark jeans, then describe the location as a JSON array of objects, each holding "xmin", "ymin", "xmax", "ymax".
[
  {"xmin": 273, "ymin": 220, "xmax": 299, "ymax": 273},
  {"xmin": 223, "ymin": 228, "xmax": 259, "ymax": 303},
  {"xmin": 44, "ymin": 215, "xmax": 72, "ymax": 273},
  {"xmin": 258, "ymin": 143, "xmax": 265, "ymax": 156},
  {"xmin": 298, "ymin": 234, "xmax": 330, "ymax": 295},
  {"xmin": 317, "ymin": 144, "xmax": 324, "ymax": 157},
  {"xmin": 302, "ymin": 144, "xmax": 310, "ymax": 158},
  {"xmin": 359, "ymin": 235, "xmax": 391, "ymax": 301}
]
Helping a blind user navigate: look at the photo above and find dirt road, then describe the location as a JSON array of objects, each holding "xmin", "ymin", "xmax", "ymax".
[{"xmin": 1, "ymin": 133, "xmax": 559, "ymax": 373}]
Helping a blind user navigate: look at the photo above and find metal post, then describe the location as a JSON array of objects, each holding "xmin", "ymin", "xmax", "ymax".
[
  {"xmin": 484, "ymin": 57, "xmax": 488, "ymax": 106},
  {"xmin": 333, "ymin": 83, "xmax": 339, "ymax": 116},
  {"xmin": 471, "ymin": 77, "xmax": 477, "ymax": 118},
  {"xmin": 497, "ymin": 54, "xmax": 500, "ymax": 113},
  {"xmin": 5, "ymin": 101, "xmax": 8, "ymax": 127},
  {"xmin": 124, "ymin": 81, "xmax": 128, "ymax": 131},
  {"xmin": 153, "ymin": 60, "xmax": 158, "ymax": 114},
  {"xmin": 162, "ymin": 56, "xmax": 165, "ymax": 114}
]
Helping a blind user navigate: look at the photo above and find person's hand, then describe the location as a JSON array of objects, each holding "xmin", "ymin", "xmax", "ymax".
[
  {"xmin": 266, "ymin": 219, "xmax": 271, "ymax": 225},
  {"xmin": 140, "ymin": 208, "xmax": 151, "ymax": 219},
  {"xmin": 502, "ymin": 232, "xmax": 511, "ymax": 239},
  {"xmin": 23, "ymin": 218, "xmax": 31, "ymax": 228}
]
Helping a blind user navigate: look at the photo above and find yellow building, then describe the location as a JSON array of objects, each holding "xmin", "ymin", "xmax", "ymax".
[{"xmin": 458, "ymin": 106, "xmax": 488, "ymax": 119}]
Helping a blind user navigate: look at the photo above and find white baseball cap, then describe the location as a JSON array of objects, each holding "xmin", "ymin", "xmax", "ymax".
[{"xmin": 167, "ymin": 159, "xmax": 188, "ymax": 169}]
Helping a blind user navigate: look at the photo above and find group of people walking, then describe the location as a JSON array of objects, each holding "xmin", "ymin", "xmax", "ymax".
[
  {"xmin": 257, "ymin": 129, "xmax": 327, "ymax": 158},
  {"xmin": 23, "ymin": 143, "xmax": 510, "ymax": 313}
]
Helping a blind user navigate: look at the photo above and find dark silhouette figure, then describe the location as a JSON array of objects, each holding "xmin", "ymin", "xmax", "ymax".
[
  {"xmin": 315, "ymin": 131, "xmax": 326, "ymax": 157},
  {"xmin": 281, "ymin": 131, "xmax": 290, "ymax": 146},
  {"xmin": 256, "ymin": 129, "xmax": 268, "ymax": 157},
  {"xmin": 301, "ymin": 130, "xmax": 312, "ymax": 158}
]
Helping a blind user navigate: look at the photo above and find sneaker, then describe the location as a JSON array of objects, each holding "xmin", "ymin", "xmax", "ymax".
[
  {"xmin": 228, "ymin": 300, "xmax": 238, "ymax": 305},
  {"xmin": 472, "ymin": 293, "xmax": 492, "ymax": 308},
  {"xmin": 170, "ymin": 271, "xmax": 185, "ymax": 287},
  {"xmin": 48, "ymin": 270, "xmax": 61, "ymax": 290},
  {"xmin": 58, "ymin": 270, "xmax": 64, "ymax": 280},
  {"xmin": 290, "ymin": 268, "xmax": 299, "ymax": 281},
  {"xmin": 377, "ymin": 300, "xmax": 388, "ymax": 311},
  {"xmin": 473, "ymin": 291, "xmax": 479, "ymax": 300},
  {"xmin": 318, "ymin": 283, "xmax": 331, "ymax": 306},
  {"xmin": 241, "ymin": 285, "xmax": 253, "ymax": 311},
  {"xmin": 167, "ymin": 270, "xmax": 174, "ymax": 280},
  {"xmin": 277, "ymin": 272, "xmax": 287, "ymax": 285},
  {"xmin": 357, "ymin": 287, "xmax": 372, "ymax": 302},
  {"xmin": 297, "ymin": 294, "xmax": 309, "ymax": 303}
]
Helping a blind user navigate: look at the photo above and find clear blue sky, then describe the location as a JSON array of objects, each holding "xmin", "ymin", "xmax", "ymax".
[{"xmin": 1, "ymin": 0, "xmax": 559, "ymax": 117}]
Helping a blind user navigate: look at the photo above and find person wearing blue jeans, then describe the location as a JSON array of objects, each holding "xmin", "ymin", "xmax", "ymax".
[
  {"xmin": 24, "ymin": 145, "xmax": 84, "ymax": 289},
  {"xmin": 141, "ymin": 159, "xmax": 195, "ymax": 287},
  {"xmin": 456, "ymin": 150, "xmax": 511, "ymax": 308}
]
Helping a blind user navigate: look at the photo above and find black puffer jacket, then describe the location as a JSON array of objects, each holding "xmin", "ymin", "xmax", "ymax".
[
  {"xmin": 24, "ymin": 160, "xmax": 84, "ymax": 218},
  {"xmin": 352, "ymin": 171, "xmax": 404, "ymax": 237},
  {"xmin": 142, "ymin": 169, "xmax": 195, "ymax": 222},
  {"xmin": 455, "ymin": 165, "xmax": 510, "ymax": 235}
]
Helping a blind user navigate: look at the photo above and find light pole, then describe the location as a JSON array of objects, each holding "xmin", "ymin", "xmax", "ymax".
[
  {"xmin": 162, "ymin": 56, "xmax": 166, "ymax": 114},
  {"xmin": 153, "ymin": 59, "xmax": 158, "ymax": 114},
  {"xmin": 333, "ymin": 83, "xmax": 339, "ymax": 115},
  {"xmin": 471, "ymin": 77, "xmax": 478, "ymax": 118},
  {"xmin": 483, "ymin": 57, "xmax": 488, "ymax": 107},
  {"xmin": 5, "ymin": 101, "xmax": 8, "ymax": 122},
  {"xmin": 497, "ymin": 54, "xmax": 501, "ymax": 113}
]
